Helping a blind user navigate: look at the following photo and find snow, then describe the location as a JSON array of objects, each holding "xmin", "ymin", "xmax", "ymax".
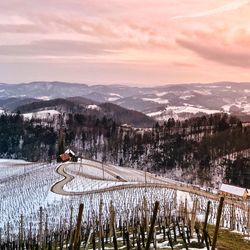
[
  {"xmin": 147, "ymin": 105, "xmax": 220, "ymax": 120},
  {"xmin": 107, "ymin": 93, "xmax": 122, "ymax": 102},
  {"xmin": 176, "ymin": 190, "xmax": 193, "ymax": 209},
  {"xmin": 107, "ymin": 97, "xmax": 120, "ymax": 101},
  {"xmin": 0, "ymin": 161, "xmax": 60, "ymax": 230},
  {"xmin": 0, "ymin": 159, "xmax": 36, "ymax": 179},
  {"xmin": 37, "ymin": 96, "xmax": 50, "ymax": 100},
  {"xmin": 109, "ymin": 93, "xmax": 122, "ymax": 97},
  {"xmin": 22, "ymin": 109, "xmax": 60, "ymax": 119},
  {"xmin": 173, "ymin": 106, "xmax": 219, "ymax": 114},
  {"xmin": 65, "ymin": 149, "xmax": 75, "ymax": 156},
  {"xmin": 147, "ymin": 110, "xmax": 164, "ymax": 117},
  {"xmin": 0, "ymin": 159, "xmax": 31, "ymax": 164},
  {"xmin": 242, "ymin": 103, "xmax": 250, "ymax": 113},
  {"xmin": 193, "ymin": 90, "xmax": 212, "ymax": 95},
  {"xmin": 64, "ymin": 176, "xmax": 136, "ymax": 192},
  {"xmin": 80, "ymin": 159, "xmax": 178, "ymax": 184},
  {"xmin": 0, "ymin": 158, "xmax": 248, "ymax": 244},
  {"xmin": 155, "ymin": 92, "xmax": 167, "ymax": 97},
  {"xmin": 222, "ymin": 104, "xmax": 232, "ymax": 112},
  {"xmin": 86, "ymin": 104, "xmax": 101, "ymax": 110},
  {"xmin": 222, "ymin": 99, "xmax": 250, "ymax": 114},
  {"xmin": 179, "ymin": 95, "xmax": 194, "ymax": 100},
  {"xmin": 142, "ymin": 97, "xmax": 169, "ymax": 104},
  {"xmin": 219, "ymin": 183, "xmax": 248, "ymax": 197},
  {"xmin": 65, "ymin": 162, "xmax": 116, "ymax": 181}
]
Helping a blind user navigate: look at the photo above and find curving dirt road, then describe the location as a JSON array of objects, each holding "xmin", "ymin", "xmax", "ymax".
[{"xmin": 50, "ymin": 160, "xmax": 248, "ymax": 210}]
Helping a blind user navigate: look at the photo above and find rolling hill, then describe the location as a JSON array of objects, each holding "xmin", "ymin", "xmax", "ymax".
[{"xmin": 1, "ymin": 81, "xmax": 250, "ymax": 121}]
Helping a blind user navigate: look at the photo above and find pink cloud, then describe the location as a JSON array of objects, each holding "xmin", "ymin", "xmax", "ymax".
[
  {"xmin": 0, "ymin": 0, "xmax": 250, "ymax": 84},
  {"xmin": 176, "ymin": 27, "xmax": 250, "ymax": 68}
]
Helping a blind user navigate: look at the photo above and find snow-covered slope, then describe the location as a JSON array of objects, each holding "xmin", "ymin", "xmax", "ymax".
[{"xmin": 0, "ymin": 158, "xmax": 247, "ymax": 241}]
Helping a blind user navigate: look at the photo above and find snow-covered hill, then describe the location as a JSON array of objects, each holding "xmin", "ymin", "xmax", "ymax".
[{"xmin": 0, "ymin": 157, "xmax": 248, "ymax": 247}]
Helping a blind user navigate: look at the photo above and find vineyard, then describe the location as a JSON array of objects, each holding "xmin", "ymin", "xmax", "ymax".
[{"xmin": 0, "ymin": 159, "xmax": 249, "ymax": 249}]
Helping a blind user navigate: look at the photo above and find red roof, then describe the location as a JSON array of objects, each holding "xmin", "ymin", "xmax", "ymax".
[{"xmin": 59, "ymin": 153, "xmax": 70, "ymax": 162}]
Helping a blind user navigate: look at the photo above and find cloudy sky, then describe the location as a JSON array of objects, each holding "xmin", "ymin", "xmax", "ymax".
[{"xmin": 0, "ymin": 0, "xmax": 250, "ymax": 85}]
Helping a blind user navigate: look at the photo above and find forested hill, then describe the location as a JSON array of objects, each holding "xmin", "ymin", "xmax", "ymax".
[
  {"xmin": 15, "ymin": 98, "xmax": 155, "ymax": 128},
  {"xmin": 0, "ymin": 112, "xmax": 249, "ymax": 188},
  {"xmin": 0, "ymin": 113, "xmax": 56, "ymax": 161}
]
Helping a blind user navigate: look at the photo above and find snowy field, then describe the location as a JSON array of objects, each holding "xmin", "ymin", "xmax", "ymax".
[
  {"xmin": 0, "ymin": 159, "xmax": 40, "ymax": 180},
  {"xmin": 0, "ymin": 159, "xmax": 182, "ymax": 236},
  {"xmin": 0, "ymin": 158, "xmax": 249, "ymax": 243}
]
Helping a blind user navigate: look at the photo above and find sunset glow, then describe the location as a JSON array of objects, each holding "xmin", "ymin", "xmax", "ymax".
[{"xmin": 0, "ymin": 0, "xmax": 250, "ymax": 85}]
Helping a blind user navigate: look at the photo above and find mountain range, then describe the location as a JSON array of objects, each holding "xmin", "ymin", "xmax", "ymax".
[{"xmin": 1, "ymin": 81, "xmax": 250, "ymax": 122}]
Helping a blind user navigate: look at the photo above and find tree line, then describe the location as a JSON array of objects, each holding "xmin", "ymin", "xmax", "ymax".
[{"xmin": 1, "ymin": 111, "xmax": 249, "ymax": 187}]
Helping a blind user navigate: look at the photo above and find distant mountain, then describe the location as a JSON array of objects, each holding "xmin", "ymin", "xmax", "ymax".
[
  {"xmin": 1, "ymin": 81, "xmax": 250, "ymax": 121},
  {"xmin": 0, "ymin": 97, "xmax": 39, "ymax": 111},
  {"xmin": 0, "ymin": 82, "xmax": 141, "ymax": 101}
]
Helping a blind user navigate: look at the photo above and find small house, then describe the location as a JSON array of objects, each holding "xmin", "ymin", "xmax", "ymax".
[
  {"xmin": 219, "ymin": 183, "xmax": 249, "ymax": 200},
  {"xmin": 58, "ymin": 153, "xmax": 70, "ymax": 162},
  {"xmin": 57, "ymin": 149, "xmax": 78, "ymax": 162},
  {"xmin": 65, "ymin": 149, "xmax": 78, "ymax": 162}
]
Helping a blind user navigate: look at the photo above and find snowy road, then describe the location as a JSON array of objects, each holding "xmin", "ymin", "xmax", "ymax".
[
  {"xmin": 51, "ymin": 160, "xmax": 215, "ymax": 198},
  {"xmin": 50, "ymin": 159, "xmax": 248, "ymax": 211}
]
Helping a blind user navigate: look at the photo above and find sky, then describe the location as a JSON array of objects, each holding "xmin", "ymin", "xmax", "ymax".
[{"xmin": 0, "ymin": 0, "xmax": 250, "ymax": 85}]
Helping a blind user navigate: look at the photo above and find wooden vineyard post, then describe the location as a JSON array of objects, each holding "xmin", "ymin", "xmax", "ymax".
[
  {"xmin": 143, "ymin": 196, "xmax": 149, "ymax": 234},
  {"xmin": 125, "ymin": 231, "xmax": 130, "ymax": 250},
  {"xmin": 202, "ymin": 200, "xmax": 211, "ymax": 243},
  {"xmin": 184, "ymin": 198, "xmax": 188, "ymax": 224},
  {"xmin": 173, "ymin": 191, "xmax": 177, "ymax": 211},
  {"xmin": 98, "ymin": 199, "xmax": 104, "ymax": 250},
  {"xmin": 145, "ymin": 201, "xmax": 159, "ymax": 250},
  {"xmin": 248, "ymin": 205, "xmax": 250, "ymax": 238},
  {"xmin": 92, "ymin": 231, "xmax": 96, "ymax": 250},
  {"xmin": 6, "ymin": 222, "xmax": 10, "ymax": 247},
  {"xmin": 181, "ymin": 224, "xmax": 188, "ymax": 250},
  {"xmin": 140, "ymin": 225, "xmax": 145, "ymax": 248},
  {"xmin": 68, "ymin": 205, "xmax": 74, "ymax": 247},
  {"xmin": 28, "ymin": 222, "xmax": 32, "ymax": 245},
  {"xmin": 190, "ymin": 198, "xmax": 198, "ymax": 237},
  {"xmin": 211, "ymin": 197, "xmax": 224, "ymax": 250},
  {"xmin": 102, "ymin": 161, "xmax": 104, "ymax": 180},
  {"xmin": 73, "ymin": 203, "xmax": 84, "ymax": 250},
  {"xmin": 44, "ymin": 214, "xmax": 48, "ymax": 248},
  {"xmin": 84, "ymin": 228, "xmax": 93, "ymax": 250},
  {"xmin": 19, "ymin": 214, "xmax": 24, "ymax": 247},
  {"xmin": 109, "ymin": 201, "xmax": 114, "ymax": 239},
  {"xmin": 230, "ymin": 204, "xmax": 235, "ymax": 230},
  {"xmin": 195, "ymin": 222, "xmax": 201, "ymax": 244},
  {"xmin": 38, "ymin": 206, "xmax": 43, "ymax": 247},
  {"xmin": 136, "ymin": 223, "xmax": 142, "ymax": 250},
  {"xmin": 69, "ymin": 205, "xmax": 73, "ymax": 231},
  {"xmin": 109, "ymin": 201, "xmax": 118, "ymax": 250},
  {"xmin": 167, "ymin": 229, "xmax": 174, "ymax": 250}
]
